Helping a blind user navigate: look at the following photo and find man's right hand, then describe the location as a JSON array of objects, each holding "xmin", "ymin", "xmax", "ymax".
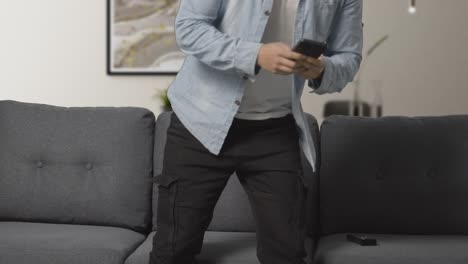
[{"xmin": 256, "ymin": 42, "xmax": 306, "ymax": 75}]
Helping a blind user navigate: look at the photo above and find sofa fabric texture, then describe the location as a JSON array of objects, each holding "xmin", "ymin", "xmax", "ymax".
[
  {"xmin": 0, "ymin": 221, "xmax": 146, "ymax": 264},
  {"xmin": 206, "ymin": 173, "xmax": 257, "ymax": 232},
  {"xmin": 319, "ymin": 115, "xmax": 468, "ymax": 235},
  {"xmin": 124, "ymin": 231, "xmax": 259, "ymax": 264},
  {"xmin": 3, "ymin": 100, "xmax": 468, "ymax": 264},
  {"xmin": 0, "ymin": 100, "xmax": 155, "ymax": 232},
  {"xmin": 314, "ymin": 233, "xmax": 468, "ymax": 264}
]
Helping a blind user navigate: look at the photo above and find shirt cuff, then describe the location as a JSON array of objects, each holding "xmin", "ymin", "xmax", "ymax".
[
  {"xmin": 308, "ymin": 56, "xmax": 333, "ymax": 94},
  {"xmin": 234, "ymin": 41, "xmax": 263, "ymax": 81},
  {"xmin": 310, "ymin": 69, "xmax": 324, "ymax": 87}
]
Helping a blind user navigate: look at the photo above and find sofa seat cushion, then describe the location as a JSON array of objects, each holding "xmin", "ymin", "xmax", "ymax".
[
  {"xmin": 125, "ymin": 231, "xmax": 259, "ymax": 264},
  {"xmin": 0, "ymin": 222, "xmax": 146, "ymax": 264},
  {"xmin": 314, "ymin": 233, "xmax": 468, "ymax": 264}
]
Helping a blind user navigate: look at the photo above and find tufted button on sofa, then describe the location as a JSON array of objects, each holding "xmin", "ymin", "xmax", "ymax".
[
  {"xmin": 1, "ymin": 100, "xmax": 468, "ymax": 264},
  {"xmin": 0, "ymin": 100, "xmax": 155, "ymax": 264},
  {"xmin": 312, "ymin": 115, "xmax": 468, "ymax": 264}
]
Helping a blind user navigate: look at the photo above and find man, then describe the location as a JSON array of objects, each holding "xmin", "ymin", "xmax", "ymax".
[{"xmin": 149, "ymin": 0, "xmax": 363, "ymax": 263}]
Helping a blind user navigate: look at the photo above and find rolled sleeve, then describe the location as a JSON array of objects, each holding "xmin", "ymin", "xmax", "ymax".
[
  {"xmin": 234, "ymin": 41, "xmax": 264, "ymax": 81},
  {"xmin": 308, "ymin": 56, "xmax": 335, "ymax": 95},
  {"xmin": 307, "ymin": 0, "xmax": 363, "ymax": 95},
  {"xmin": 175, "ymin": 0, "xmax": 264, "ymax": 81}
]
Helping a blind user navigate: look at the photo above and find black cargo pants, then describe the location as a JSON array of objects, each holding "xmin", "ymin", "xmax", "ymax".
[{"xmin": 149, "ymin": 111, "xmax": 307, "ymax": 264}]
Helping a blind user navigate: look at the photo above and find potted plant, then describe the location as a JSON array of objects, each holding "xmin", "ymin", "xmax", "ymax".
[{"xmin": 156, "ymin": 88, "xmax": 172, "ymax": 112}]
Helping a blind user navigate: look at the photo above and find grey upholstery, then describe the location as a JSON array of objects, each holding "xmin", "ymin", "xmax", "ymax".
[
  {"xmin": 207, "ymin": 173, "xmax": 256, "ymax": 232},
  {"xmin": 314, "ymin": 233, "xmax": 468, "ymax": 264},
  {"xmin": 0, "ymin": 100, "xmax": 155, "ymax": 232},
  {"xmin": 125, "ymin": 231, "xmax": 259, "ymax": 264},
  {"xmin": 124, "ymin": 232, "xmax": 156, "ymax": 264},
  {"xmin": 0, "ymin": 221, "xmax": 145, "ymax": 264},
  {"xmin": 198, "ymin": 231, "xmax": 259, "ymax": 264},
  {"xmin": 7, "ymin": 99, "xmax": 467, "ymax": 264},
  {"xmin": 318, "ymin": 115, "xmax": 468, "ymax": 235}
]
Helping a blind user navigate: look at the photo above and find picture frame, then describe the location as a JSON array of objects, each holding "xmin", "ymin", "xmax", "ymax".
[{"xmin": 106, "ymin": 0, "xmax": 184, "ymax": 75}]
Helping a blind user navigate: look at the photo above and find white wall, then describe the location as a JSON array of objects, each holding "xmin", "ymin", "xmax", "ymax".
[
  {"xmin": 0, "ymin": 0, "xmax": 172, "ymax": 114},
  {"xmin": 303, "ymin": 0, "xmax": 468, "ymax": 123},
  {"xmin": 1, "ymin": 0, "xmax": 468, "ymax": 122}
]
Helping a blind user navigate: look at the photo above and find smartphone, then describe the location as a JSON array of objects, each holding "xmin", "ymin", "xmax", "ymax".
[{"xmin": 292, "ymin": 38, "xmax": 327, "ymax": 58}]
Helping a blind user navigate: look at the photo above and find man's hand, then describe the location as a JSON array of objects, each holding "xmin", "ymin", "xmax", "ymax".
[
  {"xmin": 256, "ymin": 42, "xmax": 306, "ymax": 75},
  {"xmin": 293, "ymin": 55, "xmax": 326, "ymax": 80}
]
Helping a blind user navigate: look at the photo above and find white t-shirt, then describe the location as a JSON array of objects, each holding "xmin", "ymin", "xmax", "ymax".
[{"xmin": 235, "ymin": 0, "xmax": 299, "ymax": 120}]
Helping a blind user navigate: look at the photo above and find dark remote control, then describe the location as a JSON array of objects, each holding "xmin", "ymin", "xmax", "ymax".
[{"xmin": 346, "ymin": 234, "xmax": 377, "ymax": 246}]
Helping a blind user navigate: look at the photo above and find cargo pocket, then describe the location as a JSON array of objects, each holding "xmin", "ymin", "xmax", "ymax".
[
  {"xmin": 154, "ymin": 173, "xmax": 178, "ymax": 188},
  {"xmin": 153, "ymin": 173, "xmax": 180, "ymax": 256}
]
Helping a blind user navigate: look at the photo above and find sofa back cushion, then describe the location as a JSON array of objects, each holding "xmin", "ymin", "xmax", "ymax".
[
  {"xmin": 206, "ymin": 172, "xmax": 256, "ymax": 232},
  {"xmin": 0, "ymin": 100, "xmax": 155, "ymax": 232},
  {"xmin": 319, "ymin": 115, "xmax": 468, "ymax": 235}
]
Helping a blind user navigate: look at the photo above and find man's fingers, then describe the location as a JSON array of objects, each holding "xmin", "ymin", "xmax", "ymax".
[
  {"xmin": 276, "ymin": 65, "xmax": 294, "ymax": 75},
  {"xmin": 283, "ymin": 50, "xmax": 306, "ymax": 61},
  {"xmin": 304, "ymin": 56, "xmax": 322, "ymax": 66},
  {"xmin": 292, "ymin": 66, "xmax": 306, "ymax": 73},
  {"xmin": 258, "ymin": 42, "xmax": 324, "ymax": 76},
  {"xmin": 298, "ymin": 57, "xmax": 323, "ymax": 69},
  {"xmin": 295, "ymin": 59, "xmax": 314, "ymax": 68},
  {"xmin": 279, "ymin": 57, "xmax": 297, "ymax": 69},
  {"xmin": 277, "ymin": 42, "xmax": 291, "ymax": 49},
  {"xmin": 293, "ymin": 63, "xmax": 308, "ymax": 71},
  {"xmin": 293, "ymin": 69, "xmax": 307, "ymax": 74},
  {"xmin": 295, "ymin": 56, "xmax": 322, "ymax": 66}
]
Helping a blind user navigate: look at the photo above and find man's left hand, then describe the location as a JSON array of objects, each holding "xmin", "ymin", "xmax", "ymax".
[{"xmin": 293, "ymin": 56, "xmax": 325, "ymax": 80}]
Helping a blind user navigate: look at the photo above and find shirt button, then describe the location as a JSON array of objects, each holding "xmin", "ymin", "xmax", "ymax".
[
  {"xmin": 264, "ymin": 10, "xmax": 271, "ymax": 16},
  {"xmin": 235, "ymin": 100, "xmax": 241, "ymax": 106}
]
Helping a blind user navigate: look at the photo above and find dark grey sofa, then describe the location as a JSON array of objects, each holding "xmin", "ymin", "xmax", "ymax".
[
  {"xmin": 0, "ymin": 100, "xmax": 155, "ymax": 264},
  {"xmin": 311, "ymin": 115, "xmax": 468, "ymax": 264},
  {"xmin": 1, "ymin": 100, "xmax": 467, "ymax": 264},
  {"xmin": 0, "ymin": 100, "xmax": 317, "ymax": 264}
]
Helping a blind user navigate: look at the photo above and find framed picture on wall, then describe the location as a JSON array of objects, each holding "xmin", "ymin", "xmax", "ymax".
[{"xmin": 106, "ymin": 0, "xmax": 184, "ymax": 75}]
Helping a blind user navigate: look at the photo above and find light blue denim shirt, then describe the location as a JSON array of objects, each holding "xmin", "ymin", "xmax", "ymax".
[{"xmin": 167, "ymin": 0, "xmax": 363, "ymax": 173}]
